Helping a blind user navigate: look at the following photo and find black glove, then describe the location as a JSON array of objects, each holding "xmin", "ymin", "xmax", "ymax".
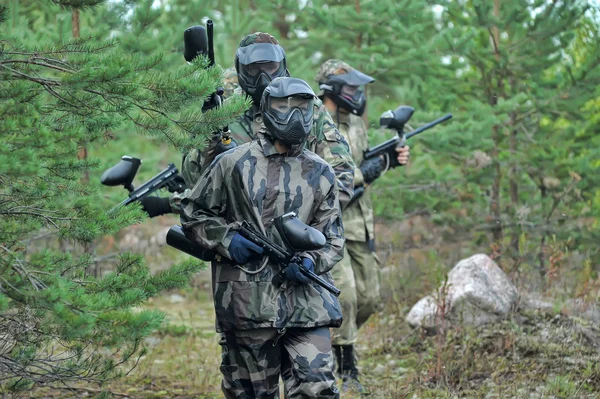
[
  {"xmin": 283, "ymin": 258, "xmax": 315, "ymax": 285},
  {"xmin": 165, "ymin": 174, "xmax": 187, "ymax": 193},
  {"xmin": 138, "ymin": 196, "xmax": 172, "ymax": 218},
  {"xmin": 360, "ymin": 156, "xmax": 386, "ymax": 185},
  {"xmin": 202, "ymin": 92, "xmax": 222, "ymax": 113},
  {"xmin": 228, "ymin": 233, "xmax": 264, "ymax": 264},
  {"xmin": 348, "ymin": 185, "xmax": 365, "ymax": 207}
]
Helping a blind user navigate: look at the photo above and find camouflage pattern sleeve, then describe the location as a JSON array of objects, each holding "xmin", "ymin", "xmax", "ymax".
[
  {"xmin": 168, "ymin": 130, "xmax": 228, "ymax": 214},
  {"xmin": 300, "ymin": 166, "xmax": 345, "ymax": 275},
  {"xmin": 309, "ymin": 104, "xmax": 355, "ymax": 210},
  {"xmin": 168, "ymin": 190, "xmax": 186, "ymax": 214},
  {"xmin": 180, "ymin": 159, "xmax": 238, "ymax": 260}
]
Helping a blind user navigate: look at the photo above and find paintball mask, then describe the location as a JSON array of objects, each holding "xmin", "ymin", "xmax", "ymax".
[
  {"xmin": 235, "ymin": 42, "xmax": 289, "ymax": 105},
  {"xmin": 261, "ymin": 77, "xmax": 315, "ymax": 146},
  {"xmin": 319, "ymin": 67, "xmax": 374, "ymax": 116}
]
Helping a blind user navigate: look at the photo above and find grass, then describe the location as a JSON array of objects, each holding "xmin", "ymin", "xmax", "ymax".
[
  {"xmin": 23, "ymin": 217, "xmax": 600, "ymax": 399},
  {"xmin": 26, "ymin": 287, "xmax": 223, "ymax": 399},
  {"xmin": 26, "ymin": 289, "xmax": 600, "ymax": 399}
]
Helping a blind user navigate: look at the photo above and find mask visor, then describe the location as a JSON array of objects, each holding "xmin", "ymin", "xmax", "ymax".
[{"xmin": 268, "ymin": 95, "xmax": 314, "ymax": 123}]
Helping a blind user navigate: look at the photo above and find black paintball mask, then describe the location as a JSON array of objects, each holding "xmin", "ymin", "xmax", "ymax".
[
  {"xmin": 319, "ymin": 69, "xmax": 374, "ymax": 116},
  {"xmin": 261, "ymin": 77, "xmax": 315, "ymax": 146},
  {"xmin": 235, "ymin": 43, "xmax": 290, "ymax": 105}
]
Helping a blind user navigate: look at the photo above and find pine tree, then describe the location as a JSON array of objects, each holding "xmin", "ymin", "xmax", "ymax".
[
  {"xmin": 390, "ymin": 1, "xmax": 600, "ymax": 278},
  {"xmin": 0, "ymin": 0, "xmax": 246, "ymax": 390}
]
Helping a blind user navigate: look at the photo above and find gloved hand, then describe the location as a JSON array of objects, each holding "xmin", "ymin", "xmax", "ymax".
[
  {"xmin": 228, "ymin": 233, "xmax": 264, "ymax": 264},
  {"xmin": 201, "ymin": 92, "xmax": 221, "ymax": 113},
  {"xmin": 165, "ymin": 174, "xmax": 187, "ymax": 193},
  {"xmin": 284, "ymin": 257, "xmax": 315, "ymax": 285},
  {"xmin": 347, "ymin": 185, "xmax": 365, "ymax": 208},
  {"xmin": 139, "ymin": 196, "xmax": 172, "ymax": 218},
  {"xmin": 360, "ymin": 156, "xmax": 385, "ymax": 185}
]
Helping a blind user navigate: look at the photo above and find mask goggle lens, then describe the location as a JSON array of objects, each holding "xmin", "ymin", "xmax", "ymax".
[
  {"xmin": 340, "ymin": 84, "xmax": 363, "ymax": 103},
  {"xmin": 246, "ymin": 61, "xmax": 281, "ymax": 77},
  {"xmin": 268, "ymin": 96, "xmax": 313, "ymax": 122}
]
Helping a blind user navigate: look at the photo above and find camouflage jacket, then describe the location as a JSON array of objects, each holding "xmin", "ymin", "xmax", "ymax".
[
  {"xmin": 331, "ymin": 110, "xmax": 375, "ymax": 243},
  {"xmin": 180, "ymin": 133, "xmax": 344, "ymax": 332},
  {"xmin": 173, "ymin": 95, "xmax": 355, "ymax": 209},
  {"xmin": 167, "ymin": 115, "xmax": 254, "ymax": 213}
]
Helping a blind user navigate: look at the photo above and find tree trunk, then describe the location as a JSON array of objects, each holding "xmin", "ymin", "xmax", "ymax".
[
  {"xmin": 509, "ymin": 110, "xmax": 519, "ymax": 256},
  {"xmin": 539, "ymin": 181, "xmax": 547, "ymax": 280},
  {"xmin": 72, "ymin": 8, "xmax": 97, "ymax": 275},
  {"xmin": 72, "ymin": 8, "xmax": 80, "ymax": 38},
  {"xmin": 489, "ymin": 0, "xmax": 503, "ymax": 243},
  {"xmin": 72, "ymin": 9, "xmax": 89, "ymax": 184},
  {"xmin": 354, "ymin": 0, "xmax": 369, "ymax": 127},
  {"xmin": 490, "ymin": 127, "xmax": 502, "ymax": 242}
]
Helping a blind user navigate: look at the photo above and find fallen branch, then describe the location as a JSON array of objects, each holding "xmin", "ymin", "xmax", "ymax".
[{"xmin": 47, "ymin": 385, "xmax": 129, "ymax": 398}]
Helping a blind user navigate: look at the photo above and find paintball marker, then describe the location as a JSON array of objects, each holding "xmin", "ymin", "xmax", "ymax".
[
  {"xmin": 366, "ymin": 105, "xmax": 452, "ymax": 169},
  {"xmin": 101, "ymin": 156, "xmax": 186, "ymax": 210},
  {"xmin": 166, "ymin": 212, "xmax": 341, "ymax": 296},
  {"xmin": 183, "ymin": 20, "xmax": 236, "ymax": 154},
  {"xmin": 350, "ymin": 106, "xmax": 452, "ymax": 204}
]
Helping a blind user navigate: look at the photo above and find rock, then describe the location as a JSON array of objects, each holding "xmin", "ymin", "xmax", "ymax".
[
  {"xmin": 519, "ymin": 294, "xmax": 555, "ymax": 314},
  {"xmin": 149, "ymin": 226, "xmax": 171, "ymax": 247},
  {"xmin": 406, "ymin": 296, "xmax": 438, "ymax": 330},
  {"xmin": 406, "ymin": 254, "xmax": 518, "ymax": 331},
  {"xmin": 372, "ymin": 364, "xmax": 386, "ymax": 375},
  {"xmin": 144, "ymin": 336, "xmax": 161, "ymax": 347},
  {"xmin": 169, "ymin": 293, "xmax": 185, "ymax": 304}
]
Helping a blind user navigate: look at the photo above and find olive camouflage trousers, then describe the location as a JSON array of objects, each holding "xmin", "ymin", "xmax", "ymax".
[
  {"xmin": 219, "ymin": 327, "xmax": 340, "ymax": 399},
  {"xmin": 330, "ymin": 240, "xmax": 381, "ymax": 346}
]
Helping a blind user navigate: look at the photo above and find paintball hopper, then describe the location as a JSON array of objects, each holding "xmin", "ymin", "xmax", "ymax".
[
  {"xmin": 183, "ymin": 24, "xmax": 209, "ymax": 63},
  {"xmin": 379, "ymin": 105, "xmax": 415, "ymax": 131},
  {"xmin": 101, "ymin": 156, "xmax": 182, "ymax": 209},
  {"xmin": 100, "ymin": 156, "xmax": 141, "ymax": 192},
  {"xmin": 274, "ymin": 212, "xmax": 326, "ymax": 251}
]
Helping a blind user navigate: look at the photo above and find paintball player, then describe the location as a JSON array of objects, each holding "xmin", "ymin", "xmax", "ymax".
[
  {"xmin": 315, "ymin": 59, "xmax": 410, "ymax": 393},
  {"xmin": 221, "ymin": 66, "xmax": 240, "ymax": 98},
  {"xmin": 180, "ymin": 77, "xmax": 343, "ymax": 398},
  {"xmin": 138, "ymin": 32, "xmax": 355, "ymax": 218}
]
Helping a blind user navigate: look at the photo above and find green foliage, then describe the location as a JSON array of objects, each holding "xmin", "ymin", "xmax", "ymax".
[
  {"xmin": 0, "ymin": 0, "xmax": 249, "ymax": 389},
  {"xmin": 367, "ymin": 0, "xmax": 600, "ymax": 277},
  {"xmin": 3, "ymin": 0, "xmax": 600, "ymax": 392}
]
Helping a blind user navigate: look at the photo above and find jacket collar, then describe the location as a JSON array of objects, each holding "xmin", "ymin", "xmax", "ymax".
[{"xmin": 257, "ymin": 133, "xmax": 304, "ymax": 157}]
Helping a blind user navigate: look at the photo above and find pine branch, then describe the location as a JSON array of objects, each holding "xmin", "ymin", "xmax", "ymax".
[
  {"xmin": 0, "ymin": 65, "xmax": 60, "ymax": 86},
  {"xmin": 0, "ymin": 59, "xmax": 76, "ymax": 74}
]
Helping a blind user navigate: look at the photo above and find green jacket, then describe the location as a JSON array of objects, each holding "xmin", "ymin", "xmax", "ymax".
[
  {"xmin": 331, "ymin": 110, "xmax": 375, "ymax": 243},
  {"xmin": 180, "ymin": 133, "xmax": 344, "ymax": 332},
  {"xmin": 171, "ymin": 95, "xmax": 356, "ymax": 212}
]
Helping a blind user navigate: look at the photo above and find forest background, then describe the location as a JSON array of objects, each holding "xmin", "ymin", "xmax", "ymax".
[{"xmin": 2, "ymin": 0, "xmax": 600, "ymax": 397}]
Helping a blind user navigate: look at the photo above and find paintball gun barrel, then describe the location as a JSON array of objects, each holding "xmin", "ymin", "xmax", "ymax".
[
  {"xmin": 166, "ymin": 225, "xmax": 216, "ymax": 261},
  {"xmin": 166, "ymin": 213, "xmax": 341, "ymax": 296},
  {"xmin": 101, "ymin": 156, "xmax": 186, "ymax": 209}
]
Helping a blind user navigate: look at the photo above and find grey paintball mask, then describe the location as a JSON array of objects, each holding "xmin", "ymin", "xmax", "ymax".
[
  {"xmin": 235, "ymin": 43, "xmax": 290, "ymax": 105},
  {"xmin": 260, "ymin": 77, "xmax": 315, "ymax": 146}
]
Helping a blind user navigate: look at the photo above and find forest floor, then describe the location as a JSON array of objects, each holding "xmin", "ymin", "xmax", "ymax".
[{"xmin": 24, "ymin": 216, "xmax": 600, "ymax": 399}]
